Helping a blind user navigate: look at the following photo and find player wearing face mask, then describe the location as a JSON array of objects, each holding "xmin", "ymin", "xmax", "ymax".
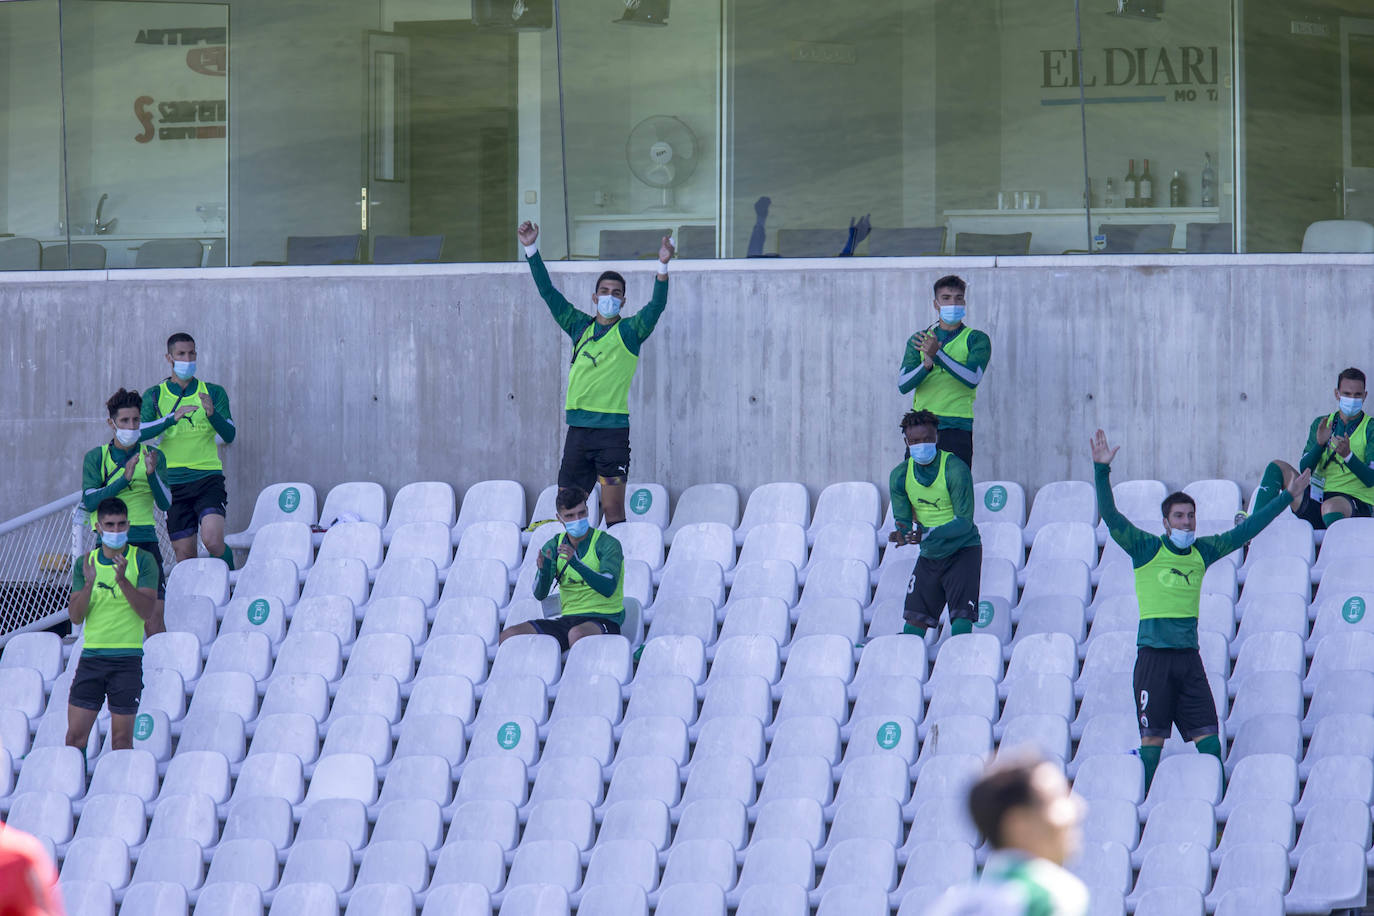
[
  {"xmin": 888, "ymin": 410, "xmax": 982, "ymax": 639},
  {"xmin": 517, "ymin": 221, "xmax": 674, "ymax": 527},
  {"xmin": 81, "ymin": 388, "xmax": 171, "ymax": 636},
  {"xmin": 1091, "ymin": 429, "xmax": 1310, "ymax": 793},
  {"xmin": 1249, "ymin": 367, "xmax": 1374, "ymax": 529},
  {"xmin": 898, "ymin": 274, "xmax": 991, "ymax": 469}
]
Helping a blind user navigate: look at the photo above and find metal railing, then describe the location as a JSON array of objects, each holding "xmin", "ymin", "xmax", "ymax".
[{"xmin": 0, "ymin": 493, "xmax": 173, "ymax": 646}]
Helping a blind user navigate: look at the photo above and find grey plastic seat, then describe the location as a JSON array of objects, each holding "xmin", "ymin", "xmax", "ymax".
[
  {"xmin": 775, "ymin": 228, "xmax": 849, "ymax": 258},
  {"xmin": 283, "ymin": 234, "xmax": 363, "ymax": 264},
  {"xmin": 372, "ymin": 234, "xmax": 444, "ymax": 263},
  {"xmin": 954, "ymin": 231, "xmax": 1031, "ymax": 256},
  {"xmin": 134, "ymin": 238, "xmax": 204, "ymax": 268},
  {"xmin": 41, "ymin": 242, "xmax": 106, "ymax": 269},
  {"xmin": 867, "ymin": 226, "xmax": 946, "ymax": 256},
  {"xmin": 597, "ymin": 228, "xmax": 672, "ymax": 259},
  {"xmin": 0, "ymin": 236, "xmax": 40, "ymax": 269}
]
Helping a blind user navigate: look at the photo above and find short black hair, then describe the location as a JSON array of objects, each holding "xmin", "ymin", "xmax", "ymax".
[
  {"xmin": 967, "ymin": 753, "xmax": 1045, "ymax": 849},
  {"xmin": 1161, "ymin": 491, "xmax": 1196, "ymax": 517},
  {"xmin": 1338, "ymin": 367, "xmax": 1366, "ymax": 387},
  {"xmin": 556, "ymin": 487, "xmax": 588, "ymax": 513},
  {"xmin": 901, "ymin": 409, "xmax": 940, "ymax": 433},
  {"xmin": 166, "ymin": 332, "xmax": 195, "ymax": 352},
  {"xmin": 96, "ymin": 497, "xmax": 129, "ymax": 520},
  {"xmin": 594, "ymin": 271, "xmax": 626, "ymax": 294},
  {"xmin": 105, "ymin": 388, "xmax": 143, "ymax": 418},
  {"xmin": 934, "ymin": 274, "xmax": 966, "ymax": 297}
]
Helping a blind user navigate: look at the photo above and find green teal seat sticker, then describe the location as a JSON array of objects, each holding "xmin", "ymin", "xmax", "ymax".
[
  {"xmin": 133, "ymin": 713, "xmax": 154, "ymax": 741},
  {"xmin": 498, "ymin": 721, "xmax": 522, "ymax": 749},
  {"xmin": 975, "ymin": 600, "xmax": 995, "ymax": 628},
  {"xmin": 247, "ymin": 598, "xmax": 271, "ymax": 626},
  {"xmin": 877, "ymin": 721, "xmax": 902, "ymax": 749},
  {"xmin": 630, "ymin": 488, "xmax": 652, "ymax": 515},
  {"xmin": 984, "ymin": 485, "xmax": 1008, "ymax": 512},
  {"xmin": 278, "ymin": 486, "xmax": 301, "ymax": 513},
  {"xmin": 1342, "ymin": 596, "xmax": 1366, "ymax": 624}
]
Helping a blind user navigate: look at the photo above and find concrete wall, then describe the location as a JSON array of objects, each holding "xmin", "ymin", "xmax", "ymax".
[{"xmin": 3, "ymin": 254, "xmax": 1371, "ymax": 529}]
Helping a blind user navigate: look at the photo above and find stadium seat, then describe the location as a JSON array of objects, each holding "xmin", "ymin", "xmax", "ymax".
[
  {"xmin": 1285, "ymin": 842, "xmax": 1368, "ymax": 913},
  {"xmin": 804, "ymin": 522, "xmax": 879, "ymax": 575},
  {"xmin": 1215, "ymin": 798, "xmax": 1295, "ymax": 858},
  {"xmin": 300, "ymin": 557, "xmax": 369, "ymax": 606},
  {"xmin": 442, "ymin": 558, "xmax": 511, "ymax": 607},
  {"xmin": 128, "ymin": 837, "xmax": 204, "ymax": 891},
  {"xmin": 1023, "ymin": 521, "xmax": 1098, "ymax": 576},
  {"xmin": 1310, "ymin": 516, "xmax": 1374, "ymax": 579},
  {"xmin": 1000, "ymin": 673, "xmax": 1075, "ymax": 724},
  {"xmin": 385, "ymin": 522, "xmax": 453, "ymax": 575},
  {"xmin": 161, "ymin": 750, "xmax": 233, "ymax": 805},
  {"xmin": 279, "ymin": 837, "xmax": 354, "ymax": 892},
  {"xmin": 226, "ymin": 483, "xmax": 318, "ymax": 550},
  {"xmin": 928, "ymin": 633, "xmax": 1003, "ymax": 685},
  {"xmin": 1023, "ymin": 480, "xmax": 1096, "ymax": 545},
  {"xmin": 1133, "ymin": 798, "xmax": 1217, "ymax": 866},
  {"xmin": 622, "ymin": 481, "xmax": 669, "ymax": 529},
  {"xmin": 203, "ymin": 631, "xmax": 272, "ymax": 681},
  {"xmin": 220, "ymin": 795, "xmax": 292, "ymax": 851},
  {"xmin": 647, "ymin": 596, "xmax": 718, "ymax": 644},
  {"xmin": 165, "ymin": 558, "xmax": 230, "ymax": 607},
  {"xmin": 752, "ymin": 797, "xmax": 825, "ymax": 848},
  {"xmin": 193, "ymin": 883, "xmax": 264, "ymax": 916},
  {"xmin": 241, "ymin": 521, "xmax": 314, "ymax": 576},
  {"xmin": 979, "ymin": 556, "xmax": 1018, "ymax": 608},
  {"xmin": 1072, "ymin": 753, "xmax": 1144, "ymax": 806},
  {"xmin": 431, "ymin": 596, "xmax": 500, "ymax": 643},
  {"xmin": 59, "ymin": 836, "xmax": 131, "ymax": 889},
  {"xmin": 666, "ymin": 483, "xmax": 740, "ymax": 544},
  {"xmin": 383, "ymin": 481, "xmax": 456, "ymax": 542},
  {"xmin": 119, "ymin": 881, "xmax": 188, "ymax": 916},
  {"xmin": 1304, "ymin": 632, "xmax": 1374, "ymax": 696},
  {"xmin": 659, "ymin": 837, "xmax": 739, "ymax": 892},
  {"xmin": 815, "ymin": 837, "xmax": 897, "ymax": 897},
  {"xmin": 6, "ymin": 790, "xmax": 73, "ymax": 845},
  {"xmin": 267, "ymin": 883, "xmax": 338, "ymax": 916},
  {"xmin": 355, "ymin": 839, "xmax": 430, "ymax": 894},
  {"xmin": 1125, "ymin": 842, "xmax": 1212, "ymax": 906},
  {"xmin": 973, "ymin": 481, "xmax": 1026, "ymax": 526},
  {"xmin": 736, "ymin": 884, "xmax": 810, "ymax": 916},
  {"xmin": 347, "ymin": 884, "xmax": 419, "ymax": 916},
  {"xmin": 15, "ymin": 746, "xmax": 85, "ymax": 800},
  {"xmin": 924, "ymin": 675, "xmax": 997, "ymax": 730},
  {"xmin": 318, "ymin": 481, "xmax": 387, "ymax": 529},
  {"xmin": 980, "ymin": 520, "xmax": 1025, "ymax": 571},
  {"xmin": 894, "ymin": 840, "xmax": 977, "ymax": 900},
  {"xmin": 455, "ymin": 479, "xmax": 527, "ymax": 543},
  {"xmin": 736, "ymin": 483, "xmax": 810, "ymax": 545},
  {"xmin": 228, "ymin": 752, "xmax": 303, "ymax": 807},
  {"xmin": 369, "ymin": 558, "xmax": 439, "ymax": 607},
  {"xmin": 1228, "ymin": 631, "xmax": 1304, "ymax": 696},
  {"xmin": 0, "ymin": 632, "xmax": 62, "ymax": 682},
  {"xmin": 609, "ymin": 521, "xmax": 665, "ymax": 573},
  {"xmin": 808, "ymin": 481, "xmax": 882, "ymax": 541},
  {"xmin": 219, "ymin": 594, "xmax": 287, "ymax": 644},
  {"xmin": 736, "ymin": 522, "xmax": 805, "ymax": 574},
  {"xmin": 358, "ymin": 595, "xmax": 428, "ymax": 647},
  {"xmin": 1019, "ymin": 558, "xmax": 1091, "ymax": 606},
  {"xmin": 596, "ymin": 801, "xmax": 671, "ymax": 853},
  {"xmin": 1226, "ymin": 672, "xmax": 1302, "ymax": 733},
  {"xmin": 268, "ymin": 630, "xmax": 346, "ymax": 683},
  {"xmin": 657, "ymin": 883, "xmax": 726, "ymax": 916},
  {"xmin": 456, "ymin": 520, "xmax": 523, "ymax": 573},
  {"xmin": 1079, "ymin": 797, "xmax": 1139, "ymax": 850},
  {"xmin": 826, "ymin": 795, "xmax": 904, "ymax": 849}
]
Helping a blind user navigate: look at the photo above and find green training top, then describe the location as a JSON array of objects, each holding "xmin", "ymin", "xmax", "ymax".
[
  {"xmin": 81, "ymin": 442, "xmax": 171, "ymax": 544},
  {"xmin": 526, "ymin": 250, "xmax": 668, "ymax": 429},
  {"xmin": 71, "ymin": 544, "xmax": 158, "ymax": 657},
  {"xmin": 1299, "ymin": 412, "xmax": 1374, "ymax": 501},
  {"xmin": 898, "ymin": 323, "xmax": 992, "ymax": 432},
  {"xmin": 140, "ymin": 377, "xmax": 236, "ymax": 483},
  {"xmin": 532, "ymin": 528, "xmax": 626, "ymax": 624},
  {"xmin": 1095, "ymin": 462, "xmax": 1293, "ymax": 648},
  {"xmin": 889, "ymin": 451, "xmax": 981, "ymax": 559},
  {"xmin": 974, "ymin": 851, "xmax": 1089, "ymax": 916}
]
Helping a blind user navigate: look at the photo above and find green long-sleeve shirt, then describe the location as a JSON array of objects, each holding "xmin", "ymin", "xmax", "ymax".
[
  {"xmin": 888, "ymin": 453, "xmax": 981, "ymax": 559},
  {"xmin": 532, "ymin": 531, "xmax": 626, "ymax": 623},
  {"xmin": 140, "ymin": 378, "xmax": 235, "ymax": 483},
  {"xmin": 81, "ymin": 442, "xmax": 172, "ymax": 544},
  {"xmin": 897, "ymin": 323, "xmax": 992, "ymax": 431},
  {"xmin": 526, "ymin": 250, "xmax": 668, "ymax": 428},
  {"xmin": 1095, "ymin": 462, "xmax": 1293, "ymax": 648},
  {"xmin": 1298, "ymin": 413, "xmax": 1374, "ymax": 488}
]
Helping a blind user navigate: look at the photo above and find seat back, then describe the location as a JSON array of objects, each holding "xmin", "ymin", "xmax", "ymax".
[
  {"xmin": 285, "ymin": 234, "xmax": 362, "ymax": 264},
  {"xmin": 134, "ymin": 238, "xmax": 205, "ymax": 268},
  {"xmin": 954, "ymin": 231, "xmax": 1031, "ymax": 255},
  {"xmin": 372, "ymin": 234, "xmax": 444, "ymax": 263},
  {"xmin": 0, "ymin": 237, "xmax": 41, "ymax": 270},
  {"xmin": 868, "ymin": 226, "xmax": 946, "ymax": 256},
  {"xmin": 1186, "ymin": 222, "xmax": 1232, "ymax": 253},
  {"xmin": 1301, "ymin": 219, "xmax": 1374, "ymax": 253},
  {"xmin": 598, "ymin": 228, "xmax": 671, "ymax": 259},
  {"xmin": 776, "ymin": 228, "xmax": 849, "ymax": 258}
]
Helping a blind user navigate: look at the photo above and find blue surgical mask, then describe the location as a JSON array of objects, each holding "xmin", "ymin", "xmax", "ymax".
[
  {"xmin": 939, "ymin": 304, "xmax": 965, "ymax": 324},
  {"xmin": 1167, "ymin": 528, "xmax": 1195, "ymax": 550},
  {"xmin": 173, "ymin": 359, "xmax": 196, "ymax": 380},
  {"xmin": 596, "ymin": 296, "xmax": 623, "ymax": 319},
  {"xmin": 114, "ymin": 428, "xmax": 140, "ymax": 447},
  {"xmin": 563, "ymin": 518, "xmax": 590, "ymax": 538},
  {"xmin": 1339, "ymin": 395, "xmax": 1363, "ymax": 417},
  {"xmin": 101, "ymin": 530, "xmax": 129, "ymax": 549},
  {"xmin": 909, "ymin": 442, "xmax": 937, "ymax": 465}
]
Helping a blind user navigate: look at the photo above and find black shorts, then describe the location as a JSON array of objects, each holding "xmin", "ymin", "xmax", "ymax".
[
  {"xmin": 558, "ymin": 426, "xmax": 631, "ymax": 493},
  {"xmin": 168, "ymin": 474, "xmax": 227, "ymax": 541},
  {"xmin": 527, "ymin": 614, "xmax": 622, "ymax": 651},
  {"xmin": 1294, "ymin": 490, "xmax": 1373, "ymax": 528},
  {"xmin": 130, "ymin": 539, "xmax": 166, "ymax": 600},
  {"xmin": 903, "ymin": 545, "xmax": 982, "ymax": 630},
  {"xmin": 1132, "ymin": 646, "xmax": 1218, "ymax": 740},
  {"xmin": 70, "ymin": 655, "xmax": 143, "ymax": 716},
  {"xmin": 937, "ymin": 428, "xmax": 973, "ymax": 471}
]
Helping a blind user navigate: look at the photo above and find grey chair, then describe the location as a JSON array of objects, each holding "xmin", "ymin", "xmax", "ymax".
[
  {"xmin": 676, "ymin": 225, "xmax": 715, "ymax": 259},
  {"xmin": 41, "ymin": 243, "xmax": 107, "ymax": 270},
  {"xmin": 776, "ymin": 228, "xmax": 849, "ymax": 258},
  {"xmin": 868, "ymin": 227, "xmax": 946, "ymax": 257},
  {"xmin": 954, "ymin": 232, "xmax": 1032, "ymax": 256},
  {"xmin": 1185, "ymin": 222, "xmax": 1232, "ymax": 253},
  {"xmin": 255, "ymin": 235, "xmax": 363, "ymax": 266},
  {"xmin": 1301, "ymin": 220, "xmax": 1374, "ymax": 253},
  {"xmin": 0, "ymin": 237, "xmax": 41, "ymax": 270},
  {"xmin": 1091, "ymin": 223, "xmax": 1176, "ymax": 254},
  {"xmin": 598, "ymin": 229, "xmax": 671, "ymax": 260},
  {"xmin": 372, "ymin": 235, "xmax": 444, "ymax": 264},
  {"xmin": 134, "ymin": 239, "xmax": 205, "ymax": 268}
]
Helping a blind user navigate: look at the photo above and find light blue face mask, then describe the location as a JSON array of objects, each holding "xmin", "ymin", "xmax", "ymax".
[
  {"xmin": 1339, "ymin": 395, "xmax": 1364, "ymax": 417},
  {"xmin": 939, "ymin": 304, "xmax": 966, "ymax": 324},
  {"xmin": 101, "ymin": 530, "xmax": 129, "ymax": 549},
  {"xmin": 563, "ymin": 518, "xmax": 590, "ymax": 538},
  {"xmin": 909, "ymin": 442, "xmax": 937, "ymax": 465},
  {"xmin": 1167, "ymin": 528, "xmax": 1195, "ymax": 549},
  {"xmin": 173, "ymin": 359, "xmax": 196, "ymax": 380},
  {"xmin": 596, "ymin": 296, "xmax": 623, "ymax": 319}
]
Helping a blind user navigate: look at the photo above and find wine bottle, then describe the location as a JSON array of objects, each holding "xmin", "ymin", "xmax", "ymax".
[
  {"xmin": 1169, "ymin": 170, "xmax": 1184, "ymax": 207},
  {"xmin": 1201, "ymin": 153, "xmax": 1217, "ymax": 207},
  {"xmin": 1124, "ymin": 159, "xmax": 1139, "ymax": 208},
  {"xmin": 1104, "ymin": 178, "xmax": 1117, "ymax": 208},
  {"xmin": 1140, "ymin": 159, "xmax": 1154, "ymax": 207}
]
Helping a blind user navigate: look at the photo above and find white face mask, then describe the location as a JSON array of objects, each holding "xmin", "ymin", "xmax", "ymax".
[
  {"xmin": 596, "ymin": 295, "xmax": 623, "ymax": 319},
  {"xmin": 1167, "ymin": 528, "xmax": 1196, "ymax": 549},
  {"xmin": 114, "ymin": 428, "xmax": 140, "ymax": 447}
]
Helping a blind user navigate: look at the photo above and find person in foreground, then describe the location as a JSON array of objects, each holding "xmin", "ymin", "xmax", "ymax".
[
  {"xmin": 889, "ymin": 409, "xmax": 982, "ymax": 639},
  {"xmin": 1092, "ymin": 429, "xmax": 1309, "ymax": 792},
  {"xmin": 498, "ymin": 486, "xmax": 625, "ymax": 651},
  {"xmin": 67, "ymin": 497, "xmax": 158, "ymax": 759},
  {"xmin": 928, "ymin": 752, "xmax": 1088, "ymax": 916}
]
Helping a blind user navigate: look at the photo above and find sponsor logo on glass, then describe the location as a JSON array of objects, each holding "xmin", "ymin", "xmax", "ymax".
[{"xmin": 984, "ymin": 485, "xmax": 1007, "ymax": 512}]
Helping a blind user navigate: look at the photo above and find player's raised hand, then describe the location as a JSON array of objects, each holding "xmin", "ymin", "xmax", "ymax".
[
  {"xmin": 124, "ymin": 453, "xmax": 140, "ymax": 480},
  {"xmin": 517, "ymin": 221, "xmax": 539, "ymax": 247},
  {"xmin": 112, "ymin": 550, "xmax": 128, "ymax": 582},
  {"xmin": 1333, "ymin": 435, "xmax": 1351, "ymax": 458},
  {"xmin": 1090, "ymin": 429, "xmax": 1119, "ymax": 465},
  {"xmin": 198, "ymin": 391, "xmax": 215, "ymax": 416},
  {"xmin": 144, "ymin": 449, "xmax": 157, "ymax": 474},
  {"xmin": 82, "ymin": 555, "xmax": 95, "ymax": 585},
  {"xmin": 1287, "ymin": 469, "xmax": 1312, "ymax": 501},
  {"xmin": 1317, "ymin": 416, "xmax": 1332, "ymax": 446},
  {"xmin": 659, "ymin": 236, "xmax": 675, "ymax": 264},
  {"xmin": 173, "ymin": 403, "xmax": 199, "ymax": 421}
]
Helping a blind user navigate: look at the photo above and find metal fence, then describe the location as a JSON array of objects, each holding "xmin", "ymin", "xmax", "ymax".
[{"xmin": 0, "ymin": 493, "xmax": 172, "ymax": 646}]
